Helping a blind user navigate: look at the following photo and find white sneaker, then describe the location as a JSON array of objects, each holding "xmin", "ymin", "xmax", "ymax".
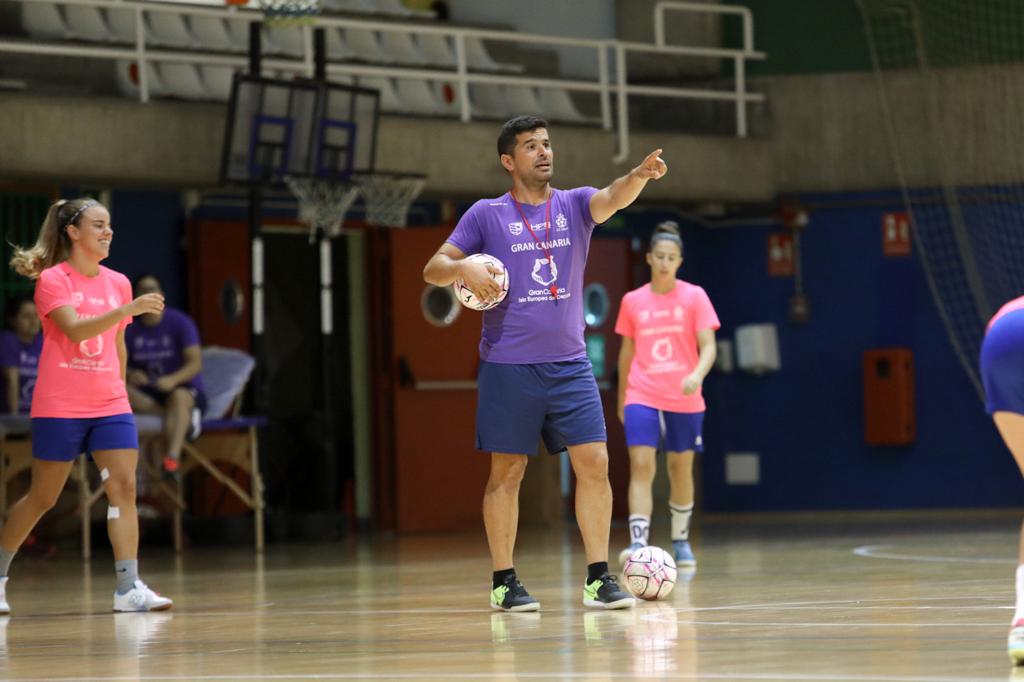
[
  {"xmin": 113, "ymin": 580, "xmax": 173, "ymax": 612},
  {"xmin": 0, "ymin": 577, "xmax": 9, "ymax": 614}
]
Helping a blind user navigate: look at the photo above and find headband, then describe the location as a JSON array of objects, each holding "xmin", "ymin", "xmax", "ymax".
[{"xmin": 63, "ymin": 200, "xmax": 99, "ymax": 230}]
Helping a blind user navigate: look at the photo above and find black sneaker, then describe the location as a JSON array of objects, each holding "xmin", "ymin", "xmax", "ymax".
[
  {"xmin": 583, "ymin": 573, "xmax": 635, "ymax": 610},
  {"xmin": 490, "ymin": 574, "xmax": 540, "ymax": 612}
]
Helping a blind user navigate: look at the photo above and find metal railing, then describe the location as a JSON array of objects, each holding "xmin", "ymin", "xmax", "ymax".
[{"xmin": 0, "ymin": 0, "xmax": 766, "ymax": 162}]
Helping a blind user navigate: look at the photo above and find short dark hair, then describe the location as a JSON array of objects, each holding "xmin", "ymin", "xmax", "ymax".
[
  {"xmin": 132, "ymin": 272, "xmax": 162, "ymax": 293},
  {"xmin": 497, "ymin": 115, "xmax": 549, "ymax": 158}
]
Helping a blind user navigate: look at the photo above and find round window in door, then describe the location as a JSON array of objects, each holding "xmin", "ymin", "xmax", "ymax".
[
  {"xmin": 583, "ymin": 282, "xmax": 610, "ymax": 328},
  {"xmin": 421, "ymin": 284, "xmax": 461, "ymax": 328}
]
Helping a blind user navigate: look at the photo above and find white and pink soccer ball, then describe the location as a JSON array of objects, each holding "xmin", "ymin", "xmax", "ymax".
[
  {"xmin": 622, "ymin": 545, "xmax": 677, "ymax": 600},
  {"xmin": 452, "ymin": 253, "xmax": 509, "ymax": 311}
]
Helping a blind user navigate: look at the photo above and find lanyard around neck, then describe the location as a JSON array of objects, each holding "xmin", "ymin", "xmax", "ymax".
[{"xmin": 510, "ymin": 188, "xmax": 558, "ymax": 300}]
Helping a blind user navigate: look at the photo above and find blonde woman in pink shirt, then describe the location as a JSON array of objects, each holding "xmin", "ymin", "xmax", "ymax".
[
  {"xmin": 0, "ymin": 198, "xmax": 172, "ymax": 614},
  {"xmin": 615, "ymin": 221, "xmax": 720, "ymax": 568}
]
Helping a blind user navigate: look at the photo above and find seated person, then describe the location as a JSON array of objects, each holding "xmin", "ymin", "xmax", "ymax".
[
  {"xmin": 0, "ymin": 297, "xmax": 42, "ymax": 415},
  {"xmin": 125, "ymin": 275, "xmax": 206, "ymax": 474}
]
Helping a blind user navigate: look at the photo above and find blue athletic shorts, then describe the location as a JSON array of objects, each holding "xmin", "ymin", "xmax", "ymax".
[
  {"xmin": 981, "ymin": 309, "xmax": 1024, "ymax": 415},
  {"xmin": 31, "ymin": 413, "xmax": 139, "ymax": 462},
  {"xmin": 624, "ymin": 404, "xmax": 704, "ymax": 453},
  {"xmin": 476, "ymin": 359, "xmax": 607, "ymax": 456}
]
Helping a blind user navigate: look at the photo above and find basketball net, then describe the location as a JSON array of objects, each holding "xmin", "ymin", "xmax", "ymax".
[
  {"xmin": 286, "ymin": 177, "xmax": 360, "ymax": 241},
  {"xmin": 254, "ymin": 0, "xmax": 319, "ymax": 26},
  {"xmin": 353, "ymin": 173, "xmax": 427, "ymax": 228}
]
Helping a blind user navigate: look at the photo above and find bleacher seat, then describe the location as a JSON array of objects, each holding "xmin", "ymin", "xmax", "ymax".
[
  {"xmin": 379, "ymin": 31, "xmax": 426, "ymax": 65},
  {"xmin": 538, "ymin": 87, "xmax": 593, "ymax": 124},
  {"xmin": 504, "ymin": 85, "xmax": 545, "ymax": 117},
  {"xmin": 465, "ymin": 36, "xmax": 523, "ymax": 73},
  {"xmin": 225, "ymin": 19, "xmax": 252, "ymax": 52},
  {"xmin": 106, "ymin": 7, "xmax": 139, "ymax": 43},
  {"xmin": 394, "ymin": 78, "xmax": 447, "ymax": 115},
  {"xmin": 345, "ymin": 28, "xmax": 390, "ymax": 63},
  {"xmin": 21, "ymin": 2, "xmax": 68, "ymax": 40},
  {"xmin": 158, "ymin": 63, "xmax": 208, "ymax": 100},
  {"xmin": 189, "ymin": 15, "xmax": 236, "ymax": 52},
  {"xmin": 325, "ymin": 27, "xmax": 355, "ymax": 60},
  {"xmin": 115, "ymin": 59, "xmax": 166, "ymax": 98},
  {"xmin": 266, "ymin": 24, "xmax": 306, "ymax": 57},
  {"xmin": 357, "ymin": 77, "xmax": 404, "ymax": 112},
  {"xmin": 470, "ymin": 83, "xmax": 510, "ymax": 118},
  {"xmin": 200, "ymin": 65, "xmax": 235, "ymax": 101},
  {"xmin": 416, "ymin": 33, "xmax": 455, "ymax": 67},
  {"xmin": 64, "ymin": 5, "xmax": 111, "ymax": 42},
  {"xmin": 148, "ymin": 11, "xmax": 193, "ymax": 48}
]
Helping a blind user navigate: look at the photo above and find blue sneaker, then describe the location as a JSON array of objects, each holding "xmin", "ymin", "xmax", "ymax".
[
  {"xmin": 673, "ymin": 540, "xmax": 696, "ymax": 567},
  {"xmin": 617, "ymin": 542, "xmax": 644, "ymax": 565}
]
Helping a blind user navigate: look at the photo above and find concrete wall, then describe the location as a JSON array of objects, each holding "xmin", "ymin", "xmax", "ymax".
[{"xmin": 0, "ymin": 93, "xmax": 775, "ymax": 202}]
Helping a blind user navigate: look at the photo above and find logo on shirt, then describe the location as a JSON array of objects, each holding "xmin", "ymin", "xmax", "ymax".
[
  {"xmin": 79, "ymin": 336, "xmax": 104, "ymax": 359},
  {"xmin": 71, "ymin": 292, "xmax": 84, "ymax": 307},
  {"xmin": 109, "ymin": 294, "xmax": 121, "ymax": 308},
  {"xmin": 651, "ymin": 338, "xmax": 673, "ymax": 362},
  {"xmin": 555, "ymin": 213, "xmax": 567, "ymax": 231},
  {"xmin": 509, "ymin": 221, "xmax": 523, "ymax": 236},
  {"xmin": 531, "ymin": 256, "xmax": 558, "ymax": 286},
  {"xmin": 638, "ymin": 310, "xmax": 650, "ymax": 324},
  {"xmin": 674, "ymin": 306, "xmax": 684, "ymax": 320}
]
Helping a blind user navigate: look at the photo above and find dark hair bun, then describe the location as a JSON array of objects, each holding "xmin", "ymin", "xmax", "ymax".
[{"xmin": 654, "ymin": 220, "xmax": 680, "ymax": 236}]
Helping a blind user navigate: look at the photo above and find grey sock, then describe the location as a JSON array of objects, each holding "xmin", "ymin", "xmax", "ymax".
[
  {"xmin": 115, "ymin": 559, "xmax": 138, "ymax": 595},
  {"xmin": 0, "ymin": 548, "xmax": 15, "ymax": 577}
]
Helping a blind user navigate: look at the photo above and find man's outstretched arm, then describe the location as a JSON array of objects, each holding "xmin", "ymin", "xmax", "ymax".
[{"xmin": 589, "ymin": 149, "xmax": 668, "ymax": 225}]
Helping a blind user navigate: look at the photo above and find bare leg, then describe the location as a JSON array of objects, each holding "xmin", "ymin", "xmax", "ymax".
[
  {"xmin": 0, "ymin": 459, "xmax": 74, "ymax": 552},
  {"xmin": 163, "ymin": 388, "xmax": 195, "ymax": 459},
  {"xmin": 627, "ymin": 445, "xmax": 656, "ymax": 517},
  {"xmin": 91, "ymin": 449, "xmax": 139, "ymax": 561},
  {"xmin": 666, "ymin": 450, "xmax": 696, "ymax": 507},
  {"xmin": 483, "ymin": 453, "xmax": 527, "ymax": 571},
  {"xmin": 568, "ymin": 442, "xmax": 612, "ymax": 565}
]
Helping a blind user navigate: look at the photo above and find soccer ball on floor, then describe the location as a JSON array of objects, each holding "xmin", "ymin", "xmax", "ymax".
[
  {"xmin": 453, "ymin": 253, "xmax": 509, "ymax": 311},
  {"xmin": 622, "ymin": 545, "xmax": 677, "ymax": 600}
]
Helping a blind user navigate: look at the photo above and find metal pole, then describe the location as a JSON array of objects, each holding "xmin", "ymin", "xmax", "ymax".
[{"xmin": 249, "ymin": 20, "xmax": 269, "ymax": 412}]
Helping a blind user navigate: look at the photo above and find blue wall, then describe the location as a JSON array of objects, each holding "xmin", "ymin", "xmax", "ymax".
[{"xmin": 667, "ymin": 190, "xmax": 1024, "ymax": 512}]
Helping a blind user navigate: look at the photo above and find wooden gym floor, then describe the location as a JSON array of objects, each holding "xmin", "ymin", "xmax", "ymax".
[{"xmin": 0, "ymin": 514, "xmax": 1020, "ymax": 681}]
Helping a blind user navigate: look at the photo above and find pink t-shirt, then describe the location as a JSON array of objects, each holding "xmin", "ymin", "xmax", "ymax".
[
  {"xmin": 615, "ymin": 281, "xmax": 720, "ymax": 413},
  {"xmin": 31, "ymin": 262, "xmax": 133, "ymax": 418},
  {"xmin": 988, "ymin": 295, "xmax": 1024, "ymax": 332}
]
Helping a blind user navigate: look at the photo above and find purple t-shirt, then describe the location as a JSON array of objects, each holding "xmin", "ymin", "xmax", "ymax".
[
  {"xmin": 125, "ymin": 307, "xmax": 205, "ymax": 394},
  {"xmin": 0, "ymin": 330, "xmax": 42, "ymax": 413},
  {"xmin": 447, "ymin": 186, "xmax": 599, "ymax": 364}
]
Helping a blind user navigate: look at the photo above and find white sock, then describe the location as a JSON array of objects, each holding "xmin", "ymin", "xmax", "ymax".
[
  {"xmin": 1015, "ymin": 564, "xmax": 1024, "ymax": 624},
  {"xmin": 628, "ymin": 515, "xmax": 650, "ymax": 546},
  {"xmin": 670, "ymin": 502, "xmax": 694, "ymax": 542}
]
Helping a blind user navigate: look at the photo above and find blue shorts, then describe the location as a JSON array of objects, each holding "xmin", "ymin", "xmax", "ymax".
[
  {"xmin": 624, "ymin": 404, "xmax": 704, "ymax": 453},
  {"xmin": 981, "ymin": 309, "xmax": 1024, "ymax": 415},
  {"xmin": 477, "ymin": 359, "xmax": 607, "ymax": 456},
  {"xmin": 31, "ymin": 413, "xmax": 139, "ymax": 462}
]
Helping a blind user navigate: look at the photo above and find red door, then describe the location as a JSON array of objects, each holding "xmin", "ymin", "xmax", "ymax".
[
  {"xmin": 375, "ymin": 229, "xmax": 633, "ymax": 532},
  {"xmin": 188, "ymin": 220, "xmax": 251, "ymax": 351}
]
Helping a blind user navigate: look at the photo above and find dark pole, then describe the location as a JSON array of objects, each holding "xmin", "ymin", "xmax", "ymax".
[
  {"xmin": 249, "ymin": 21, "xmax": 268, "ymax": 412},
  {"xmin": 312, "ymin": 26, "xmax": 338, "ymax": 512}
]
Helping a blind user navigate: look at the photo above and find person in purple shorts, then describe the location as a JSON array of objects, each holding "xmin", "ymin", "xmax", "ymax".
[
  {"xmin": 0, "ymin": 297, "xmax": 42, "ymax": 415},
  {"xmin": 423, "ymin": 115, "xmax": 667, "ymax": 612},
  {"xmin": 980, "ymin": 295, "xmax": 1024, "ymax": 665},
  {"xmin": 125, "ymin": 274, "xmax": 206, "ymax": 475}
]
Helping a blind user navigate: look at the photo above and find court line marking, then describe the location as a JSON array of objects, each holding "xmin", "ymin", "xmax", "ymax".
[
  {"xmin": 15, "ymin": 673, "xmax": 1012, "ymax": 682},
  {"xmin": 853, "ymin": 544, "xmax": 1015, "ymax": 564}
]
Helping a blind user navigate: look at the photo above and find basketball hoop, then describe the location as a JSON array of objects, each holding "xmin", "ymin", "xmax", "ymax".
[
  {"xmin": 286, "ymin": 176, "xmax": 360, "ymax": 241},
  {"xmin": 254, "ymin": 0, "xmax": 319, "ymax": 25},
  {"xmin": 353, "ymin": 172, "xmax": 427, "ymax": 228}
]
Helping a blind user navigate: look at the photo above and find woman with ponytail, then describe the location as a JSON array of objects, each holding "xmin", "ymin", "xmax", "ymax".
[
  {"xmin": 614, "ymin": 220, "xmax": 720, "ymax": 569},
  {"xmin": 0, "ymin": 198, "xmax": 172, "ymax": 614}
]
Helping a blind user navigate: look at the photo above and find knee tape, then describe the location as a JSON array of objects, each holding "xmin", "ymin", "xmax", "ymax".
[
  {"xmin": 107, "ymin": 506, "xmax": 120, "ymax": 520},
  {"xmin": 100, "ymin": 467, "xmax": 110, "ymax": 482}
]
